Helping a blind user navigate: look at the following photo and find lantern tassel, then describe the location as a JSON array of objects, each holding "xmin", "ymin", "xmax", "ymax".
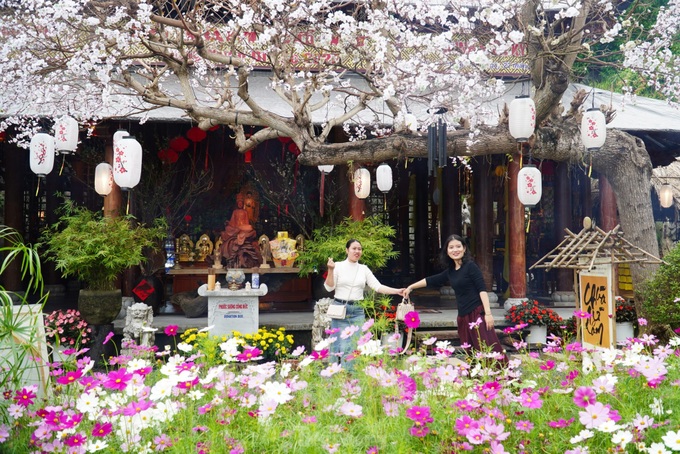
[
  {"xmin": 35, "ymin": 178, "xmax": 41, "ymax": 197},
  {"xmin": 59, "ymin": 155, "xmax": 66, "ymax": 176},
  {"xmin": 588, "ymin": 154, "xmax": 593, "ymax": 178},
  {"xmin": 383, "ymin": 194, "xmax": 387, "ymax": 211},
  {"xmin": 126, "ymin": 192, "xmax": 131, "ymax": 215},
  {"xmin": 526, "ymin": 211, "xmax": 531, "ymax": 234}
]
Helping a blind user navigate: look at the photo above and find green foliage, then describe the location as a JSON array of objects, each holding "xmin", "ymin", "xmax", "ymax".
[
  {"xmin": 359, "ymin": 290, "xmax": 398, "ymax": 336},
  {"xmin": 641, "ymin": 242, "xmax": 680, "ymax": 327},
  {"xmin": 0, "ymin": 225, "xmax": 49, "ymax": 423},
  {"xmin": 38, "ymin": 201, "xmax": 168, "ymax": 290},
  {"xmin": 296, "ymin": 216, "xmax": 399, "ymax": 276}
]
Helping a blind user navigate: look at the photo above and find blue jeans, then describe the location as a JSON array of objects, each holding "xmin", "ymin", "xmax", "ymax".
[{"xmin": 330, "ymin": 303, "xmax": 365, "ymax": 370}]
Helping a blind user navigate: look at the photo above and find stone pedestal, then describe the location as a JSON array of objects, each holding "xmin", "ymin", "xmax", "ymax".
[{"xmin": 198, "ymin": 284, "xmax": 268, "ymax": 336}]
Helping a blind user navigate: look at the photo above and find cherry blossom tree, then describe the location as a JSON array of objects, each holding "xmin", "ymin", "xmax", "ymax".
[{"xmin": 1, "ymin": 0, "xmax": 679, "ymax": 289}]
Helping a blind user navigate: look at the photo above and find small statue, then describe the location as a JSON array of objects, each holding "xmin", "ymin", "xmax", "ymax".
[{"xmin": 122, "ymin": 303, "xmax": 156, "ymax": 356}]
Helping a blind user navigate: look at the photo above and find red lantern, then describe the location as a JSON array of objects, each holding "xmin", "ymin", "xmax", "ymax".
[
  {"xmin": 186, "ymin": 127, "xmax": 207, "ymax": 142},
  {"xmin": 244, "ymin": 150, "xmax": 252, "ymax": 163},
  {"xmin": 169, "ymin": 136, "xmax": 189, "ymax": 152}
]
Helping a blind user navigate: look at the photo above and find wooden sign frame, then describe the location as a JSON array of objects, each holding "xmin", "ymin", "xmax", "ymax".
[{"xmin": 579, "ymin": 265, "xmax": 616, "ymax": 349}]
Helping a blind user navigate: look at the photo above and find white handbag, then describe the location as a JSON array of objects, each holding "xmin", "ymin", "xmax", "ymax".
[
  {"xmin": 395, "ymin": 297, "xmax": 415, "ymax": 321},
  {"xmin": 327, "ymin": 304, "xmax": 347, "ymax": 319}
]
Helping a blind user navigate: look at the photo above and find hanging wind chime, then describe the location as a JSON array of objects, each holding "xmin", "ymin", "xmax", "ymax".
[{"xmin": 426, "ymin": 108, "xmax": 448, "ymax": 176}]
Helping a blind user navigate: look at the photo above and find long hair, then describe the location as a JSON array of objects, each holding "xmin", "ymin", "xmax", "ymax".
[{"xmin": 439, "ymin": 234, "xmax": 472, "ymax": 268}]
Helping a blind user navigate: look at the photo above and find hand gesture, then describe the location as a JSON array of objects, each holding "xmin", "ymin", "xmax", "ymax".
[{"xmin": 327, "ymin": 257, "xmax": 335, "ymax": 270}]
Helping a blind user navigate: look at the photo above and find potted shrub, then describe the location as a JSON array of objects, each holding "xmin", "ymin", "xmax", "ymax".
[
  {"xmin": 504, "ymin": 299, "xmax": 563, "ymax": 344},
  {"xmin": 39, "ymin": 201, "xmax": 167, "ymax": 325}
]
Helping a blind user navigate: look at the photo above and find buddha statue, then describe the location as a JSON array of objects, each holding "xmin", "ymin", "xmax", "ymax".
[{"xmin": 216, "ymin": 192, "xmax": 262, "ymax": 268}]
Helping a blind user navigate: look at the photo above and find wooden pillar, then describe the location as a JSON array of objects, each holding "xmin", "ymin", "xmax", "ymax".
[
  {"xmin": 440, "ymin": 163, "xmax": 462, "ymax": 239},
  {"xmin": 414, "ymin": 160, "xmax": 428, "ymax": 278},
  {"xmin": 473, "ymin": 159, "xmax": 493, "ymax": 290},
  {"xmin": 2, "ymin": 142, "xmax": 26, "ymax": 291},
  {"xmin": 507, "ymin": 155, "xmax": 526, "ymax": 300},
  {"xmin": 599, "ymin": 175, "xmax": 618, "ymax": 231},
  {"xmin": 554, "ymin": 162, "xmax": 574, "ymax": 292},
  {"xmin": 103, "ymin": 127, "xmax": 123, "ymax": 218}
]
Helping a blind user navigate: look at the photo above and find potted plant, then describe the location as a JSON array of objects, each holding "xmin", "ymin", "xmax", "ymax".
[
  {"xmin": 614, "ymin": 296, "xmax": 637, "ymax": 340},
  {"xmin": 39, "ymin": 201, "xmax": 167, "ymax": 325},
  {"xmin": 504, "ymin": 299, "xmax": 563, "ymax": 344}
]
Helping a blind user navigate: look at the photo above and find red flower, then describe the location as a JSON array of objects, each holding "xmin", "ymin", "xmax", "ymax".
[{"xmin": 184, "ymin": 215, "xmax": 192, "ymax": 223}]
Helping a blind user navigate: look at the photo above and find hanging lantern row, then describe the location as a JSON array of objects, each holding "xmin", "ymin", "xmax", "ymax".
[{"xmin": 29, "ymin": 115, "xmax": 80, "ymax": 177}]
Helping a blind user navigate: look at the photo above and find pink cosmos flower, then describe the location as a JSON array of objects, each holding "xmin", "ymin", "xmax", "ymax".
[
  {"xmin": 573, "ymin": 386, "xmax": 597, "ymax": 408},
  {"xmin": 310, "ymin": 349, "xmax": 329, "ymax": 361},
  {"xmin": 547, "ymin": 418, "xmax": 574, "ymax": 428},
  {"xmin": 164, "ymin": 325, "xmax": 179, "ymax": 336},
  {"xmin": 103, "ymin": 368, "xmax": 133, "ymax": 391},
  {"xmin": 154, "ymin": 433, "xmax": 173, "ymax": 450},
  {"xmin": 103, "ymin": 331, "xmax": 115, "ymax": 345},
  {"xmin": 403, "ymin": 311, "xmax": 420, "ymax": 329},
  {"xmin": 540, "ymin": 360, "xmax": 555, "ymax": 371},
  {"xmin": 519, "ymin": 391, "xmax": 543, "ymax": 409},
  {"xmin": 409, "ymin": 424, "xmax": 430, "ymax": 437},
  {"xmin": 573, "ymin": 310, "xmax": 591, "ymax": 319},
  {"xmin": 405, "ymin": 406, "xmax": 432, "ymax": 423},
  {"xmin": 366, "ymin": 447, "xmax": 379, "ymax": 454},
  {"xmin": 13, "ymin": 387, "xmax": 37, "ymax": 407},
  {"xmin": 515, "ymin": 420, "xmax": 534, "ymax": 432},
  {"xmin": 64, "ymin": 433, "xmax": 87, "ymax": 447},
  {"xmin": 302, "ymin": 416, "xmax": 317, "ymax": 424},
  {"xmin": 236, "ymin": 347, "xmax": 262, "ymax": 362},
  {"xmin": 455, "ymin": 415, "xmax": 479, "ymax": 436},
  {"xmin": 56, "ymin": 369, "xmax": 83, "ymax": 385},
  {"xmin": 579, "ymin": 402, "xmax": 610, "ymax": 429},
  {"xmin": 91, "ymin": 422, "xmax": 112, "ymax": 437}
]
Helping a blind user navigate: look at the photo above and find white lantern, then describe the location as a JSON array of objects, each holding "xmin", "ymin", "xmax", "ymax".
[
  {"xmin": 113, "ymin": 136, "xmax": 142, "ymax": 190},
  {"xmin": 318, "ymin": 165, "xmax": 334, "ymax": 174},
  {"xmin": 354, "ymin": 168, "xmax": 371, "ymax": 199},
  {"xmin": 659, "ymin": 184, "xmax": 674, "ymax": 208},
  {"xmin": 94, "ymin": 162, "xmax": 114, "ymax": 196},
  {"xmin": 113, "ymin": 129, "xmax": 129, "ymax": 148},
  {"xmin": 581, "ymin": 108, "xmax": 606, "ymax": 151},
  {"xmin": 517, "ymin": 164, "xmax": 542, "ymax": 207},
  {"xmin": 54, "ymin": 115, "xmax": 79, "ymax": 154},
  {"xmin": 508, "ymin": 96, "xmax": 536, "ymax": 142},
  {"xmin": 29, "ymin": 131, "xmax": 55, "ymax": 177},
  {"xmin": 376, "ymin": 163, "xmax": 393, "ymax": 193}
]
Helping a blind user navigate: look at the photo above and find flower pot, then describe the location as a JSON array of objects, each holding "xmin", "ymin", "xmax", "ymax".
[
  {"xmin": 527, "ymin": 325, "xmax": 547, "ymax": 344},
  {"xmin": 78, "ymin": 289, "xmax": 122, "ymax": 325},
  {"xmin": 616, "ymin": 321, "xmax": 635, "ymax": 342}
]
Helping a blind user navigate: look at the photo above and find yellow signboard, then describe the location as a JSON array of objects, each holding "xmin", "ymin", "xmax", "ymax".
[{"xmin": 579, "ymin": 265, "xmax": 615, "ymax": 349}]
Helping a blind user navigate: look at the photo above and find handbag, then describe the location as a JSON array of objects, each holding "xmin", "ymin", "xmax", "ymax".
[
  {"xmin": 395, "ymin": 297, "xmax": 415, "ymax": 321},
  {"xmin": 327, "ymin": 303, "xmax": 346, "ymax": 319}
]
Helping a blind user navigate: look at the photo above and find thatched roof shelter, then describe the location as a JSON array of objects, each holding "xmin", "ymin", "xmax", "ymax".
[{"xmin": 530, "ymin": 218, "xmax": 665, "ymax": 271}]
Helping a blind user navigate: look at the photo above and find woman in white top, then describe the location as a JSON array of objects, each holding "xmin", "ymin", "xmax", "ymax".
[{"xmin": 324, "ymin": 239, "xmax": 404, "ymax": 369}]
